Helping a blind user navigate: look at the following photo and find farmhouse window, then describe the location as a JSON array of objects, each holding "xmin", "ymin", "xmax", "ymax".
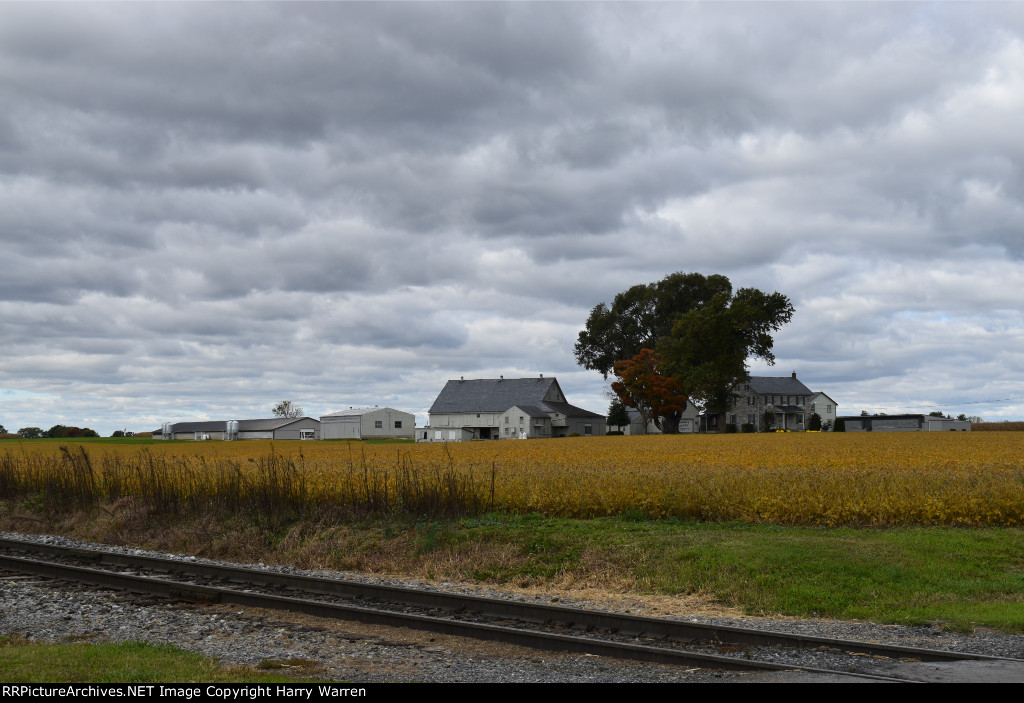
[
  {"xmin": 394, "ymin": 421, "xmax": 402, "ymax": 428},
  {"xmin": 375, "ymin": 420, "xmax": 383, "ymax": 429}
]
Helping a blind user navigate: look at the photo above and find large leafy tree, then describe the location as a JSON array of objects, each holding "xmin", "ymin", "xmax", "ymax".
[
  {"xmin": 575, "ymin": 272, "xmax": 793, "ymax": 428},
  {"xmin": 661, "ymin": 287, "xmax": 794, "ymax": 415},
  {"xmin": 574, "ymin": 272, "xmax": 732, "ymax": 378}
]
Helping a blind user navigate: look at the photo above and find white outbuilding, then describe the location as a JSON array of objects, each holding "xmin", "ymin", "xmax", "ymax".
[{"xmin": 319, "ymin": 407, "xmax": 415, "ymax": 440}]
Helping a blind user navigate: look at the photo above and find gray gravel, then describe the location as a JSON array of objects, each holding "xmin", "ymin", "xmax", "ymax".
[{"xmin": 3, "ymin": 531, "xmax": 1023, "ymax": 683}]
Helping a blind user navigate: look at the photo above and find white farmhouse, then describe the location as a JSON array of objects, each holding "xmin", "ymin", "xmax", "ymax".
[{"xmin": 807, "ymin": 392, "xmax": 839, "ymax": 430}]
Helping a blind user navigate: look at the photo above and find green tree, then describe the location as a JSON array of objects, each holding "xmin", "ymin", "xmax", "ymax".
[
  {"xmin": 575, "ymin": 272, "xmax": 793, "ymax": 425},
  {"xmin": 574, "ymin": 273, "xmax": 732, "ymax": 378},
  {"xmin": 18, "ymin": 427, "xmax": 43, "ymax": 439},
  {"xmin": 606, "ymin": 398, "xmax": 631, "ymax": 433},
  {"xmin": 272, "ymin": 401, "xmax": 304, "ymax": 419},
  {"xmin": 807, "ymin": 412, "xmax": 822, "ymax": 431}
]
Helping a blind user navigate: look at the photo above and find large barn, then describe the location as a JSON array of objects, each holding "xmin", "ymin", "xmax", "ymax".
[{"xmin": 422, "ymin": 376, "xmax": 604, "ymax": 441}]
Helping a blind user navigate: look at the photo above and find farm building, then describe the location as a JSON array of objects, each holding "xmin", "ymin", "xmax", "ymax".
[
  {"xmin": 839, "ymin": 414, "xmax": 971, "ymax": 432},
  {"xmin": 319, "ymin": 407, "xmax": 415, "ymax": 440},
  {"xmin": 717, "ymin": 373, "xmax": 838, "ymax": 432},
  {"xmin": 153, "ymin": 417, "xmax": 321, "ymax": 441},
  {"xmin": 607, "ymin": 407, "xmax": 701, "ymax": 435},
  {"xmin": 807, "ymin": 392, "xmax": 839, "ymax": 430},
  {"xmin": 422, "ymin": 375, "xmax": 604, "ymax": 441}
]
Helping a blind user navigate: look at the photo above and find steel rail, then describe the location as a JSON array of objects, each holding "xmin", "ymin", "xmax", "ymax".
[
  {"xmin": 6, "ymin": 536, "xmax": 1020, "ymax": 681},
  {"xmin": 0, "ymin": 536, "xmax": 1002, "ymax": 665}
]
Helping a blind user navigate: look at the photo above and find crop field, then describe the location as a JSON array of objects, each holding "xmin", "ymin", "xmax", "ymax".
[{"xmin": 3, "ymin": 432, "xmax": 1023, "ymax": 527}]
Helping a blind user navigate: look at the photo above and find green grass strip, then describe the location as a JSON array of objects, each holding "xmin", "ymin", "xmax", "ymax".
[
  {"xmin": 0, "ymin": 639, "xmax": 325, "ymax": 683},
  {"xmin": 447, "ymin": 514, "xmax": 1024, "ymax": 632}
]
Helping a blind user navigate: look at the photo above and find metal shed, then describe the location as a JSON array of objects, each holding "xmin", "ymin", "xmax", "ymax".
[{"xmin": 319, "ymin": 407, "xmax": 415, "ymax": 440}]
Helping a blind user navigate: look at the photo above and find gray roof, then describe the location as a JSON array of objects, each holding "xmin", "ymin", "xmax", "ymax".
[
  {"xmin": 509, "ymin": 404, "xmax": 551, "ymax": 419},
  {"xmin": 747, "ymin": 376, "xmax": 813, "ymax": 395},
  {"xmin": 321, "ymin": 407, "xmax": 409, "ymax": 417},
  {"xmin": 156, "ymin": 417, "xmax": 319, "ymax": 434},
  {"xmin": 429, "ymin": 377, "xmax": 604, "ymax": 419},
  {"xmin": 541, "ymin": 400, "xmax": 604, "ymax": 419},
  {"xmin": 429, "ymin": 377, "xmax": 559, "ymax": 413}
]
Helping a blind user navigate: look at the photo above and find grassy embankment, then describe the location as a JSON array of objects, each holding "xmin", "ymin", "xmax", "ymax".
[
  {"xmin": 1, "ymin": 434, "xmax": 1023, "ymax": 632},
  {"xmin": 0, "ymin": 637, "xmax": 326, "ymax": 683}
]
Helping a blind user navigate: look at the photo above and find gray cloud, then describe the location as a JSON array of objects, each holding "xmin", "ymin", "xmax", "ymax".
[{"xmin": 3, "ymin": 3, "xmax": 1024, "ymax": 433}]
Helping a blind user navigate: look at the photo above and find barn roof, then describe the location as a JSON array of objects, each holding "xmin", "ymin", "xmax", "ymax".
[
  {"xmin": 155, "ymin": 417, "xmax": 318, "ymax": 434},
  {"xmin": 428, "ymin": 377, "xmax": 559, "ymax": 413}
]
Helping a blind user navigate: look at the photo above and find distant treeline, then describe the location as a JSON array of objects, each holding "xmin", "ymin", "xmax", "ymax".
[{"xmin": 1, "ymin": 425, "xmax": 99, "ymax": 439}]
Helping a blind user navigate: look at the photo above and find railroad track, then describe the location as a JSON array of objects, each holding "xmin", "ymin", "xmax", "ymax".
[{"xmin": 1, "ymin": 536, "xmax": 1018, "ymax": 682}]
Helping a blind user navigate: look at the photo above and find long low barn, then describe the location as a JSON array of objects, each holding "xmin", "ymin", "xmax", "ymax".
[
  {"xmin": 838, "ymin": 414, "xmax": 971, "ymax": 432},
  {"xmin": 153, "ymin": 417, "xmax": 321, "ymax": 440}
]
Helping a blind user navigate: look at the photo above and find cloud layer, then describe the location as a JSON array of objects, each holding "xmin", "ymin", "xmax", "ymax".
[{"xmin": 2, "ymin": 3, "xmax": 1023, "ymax": 433}]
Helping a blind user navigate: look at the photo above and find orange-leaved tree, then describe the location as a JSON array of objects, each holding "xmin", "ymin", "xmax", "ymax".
[{"xmin": 611, "ymin": 349, "xmax": 688, "ymax": 434}]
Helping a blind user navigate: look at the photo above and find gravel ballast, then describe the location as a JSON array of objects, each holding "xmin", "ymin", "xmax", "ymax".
[{"xmin": 3, "ymin": 531, "xmax": 1023, "ymax": 683}]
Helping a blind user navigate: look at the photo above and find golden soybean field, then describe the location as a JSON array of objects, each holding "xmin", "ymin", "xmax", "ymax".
[{"xmin": 3, "ymin": 432, "xmax": 1023, "ymax": 526}]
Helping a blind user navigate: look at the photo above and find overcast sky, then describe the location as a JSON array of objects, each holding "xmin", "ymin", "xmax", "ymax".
[{"xmin": 2, "ymin": 2, "xmax": 1024, "ymax": 435}]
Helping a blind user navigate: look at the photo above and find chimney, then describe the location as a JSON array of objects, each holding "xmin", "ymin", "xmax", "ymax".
[
  {"xmin": 499, "ymin": 375, "xmax": 504, "ymax": 381},
  {"xmin": 792, "ymin": 372, "xmax": 797, "ymax": 379}
]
